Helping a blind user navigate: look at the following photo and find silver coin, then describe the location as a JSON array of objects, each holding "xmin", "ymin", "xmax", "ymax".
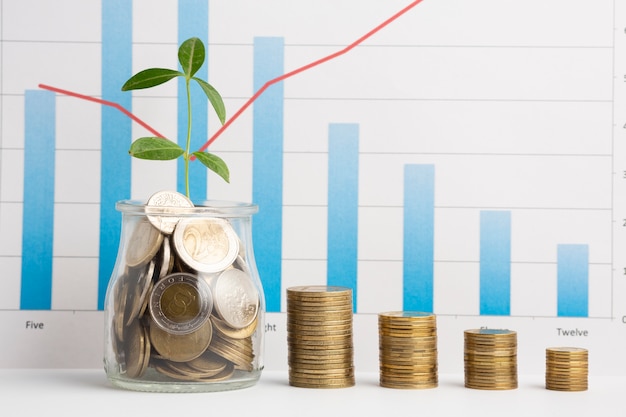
[
  {"xmin": 172, "ymin": 217, "xmax": 239, "ymax": 273},
  {"xmin": 145, "ymin": 190, "xmax": 194, "ymax": 234},
  {"xmin": 213, "ymin": 268, "xmax": 259, "ymax": 329},
  {"xmin": 158, "ymin": 237, "xmax": 172, "ymax": 280},
  {"xmin": 125, "ymin": 218, "xmax": 163, "ymax": 268},
  {"xmin": 149, "ymin": 272, "xmax": 213, "ymax": 335}
]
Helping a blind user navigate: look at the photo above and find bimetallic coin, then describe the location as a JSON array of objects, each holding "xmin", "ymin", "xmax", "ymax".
[
  {"xmin": 213, "ymin": 268, "xmax": 259, "ymax": 329},
  {"xmin": 145, "ymin": 190, "xmax": 194, "ymax": 234},
  {"xmin": 125, "ymin": 218, "xmax": 163, "ymax": 268},
  {"xmin": 149, "ymin": 272, "xmax": 213, "ymax": 335},
  {"xmin": 173, "ymin": 217, "xmax": 239, "ymax": 273}
]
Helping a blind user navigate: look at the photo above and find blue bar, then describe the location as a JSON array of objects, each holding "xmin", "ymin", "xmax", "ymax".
[
  {"xmin": 252, "ymin": 37, "xmax": 284, "ymax": 312},
  {"xmin": 178, "ymin": 0, "xmax": 208, "ymax": 200},
  {"xmin": 21, "ymin": 90, "xmax": 56, "ymax": 310},
  {"xmin": 327, "ymin": 124, "xmax": 359, "ymax": 310},
  {"xmin": 403, "ymin": 164, "xmax": 435, "ymax": 312},
  {"xmin": 557, "ymin": 244, "xmax": 589, "ymax": 317},
  {"xmin": 480, "ymin": 211, "xmax": 511, "ymax": 315},
  {"xmin": 99, "ymin": 0, "xmax": 132, "ymax": 310}
]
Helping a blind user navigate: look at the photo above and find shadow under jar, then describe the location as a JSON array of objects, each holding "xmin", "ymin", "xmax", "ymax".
[{"xmin": 103, "ymin": 199, "xmax": 264, "ymax": 393}]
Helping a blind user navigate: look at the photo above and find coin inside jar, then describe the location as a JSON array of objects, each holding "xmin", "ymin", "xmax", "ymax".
[
  {"xmin": 212, "ymin": 268, "xmax": 259, "ymax": 329},
  {"xmin": 149, "ymin": 318, "xmax": 213, "ymax": 363},
  {"xmin": 149, "ymin": 272, "xmax": 213, "ymax": 335},
  {"xmin": 125, "ymin": 218, "xmax": 163, "ymax": 268},
  {"xmin": 172, "ymin": 217, "xmax": 239, "ymax": 273},
  {"xmin": 145, "ymin": 190, "xmax": 194, "ymax": 234}
]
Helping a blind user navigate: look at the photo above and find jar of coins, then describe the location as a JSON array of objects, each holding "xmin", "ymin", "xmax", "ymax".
[{"xmin": 103, "ymin": 191, "xmax": 265, "ymax": 392}]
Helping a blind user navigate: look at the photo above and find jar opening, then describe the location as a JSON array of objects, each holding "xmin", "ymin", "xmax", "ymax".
[{"xmin": 116, "ymin": 199, "xmax": 259, "ymax": 217}]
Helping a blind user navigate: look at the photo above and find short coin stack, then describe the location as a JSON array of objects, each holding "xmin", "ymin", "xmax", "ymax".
[
  {"xmin": 286, "ymin": 286, "xmax": 355, "ymax": 388},
  {"xmin": 545, "ymin": 347, "xmax": 588, "ymax": 391},
  {"xmin": 378, "ymin": 311, "xmax": 438, "ymax": 389},
  {"xmin": 464, "ymin": 328, "xmax": 518, "ymax": 390}
]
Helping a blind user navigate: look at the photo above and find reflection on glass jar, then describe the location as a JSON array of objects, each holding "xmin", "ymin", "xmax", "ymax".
[{"xmin": 103, "ymin": 196, "xmax": 264, "ymax": 393}]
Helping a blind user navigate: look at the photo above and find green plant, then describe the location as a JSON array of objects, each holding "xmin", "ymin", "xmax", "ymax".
[{"xmin": 121, "ymin": 37, "xmax": 229, "ymax": 198}]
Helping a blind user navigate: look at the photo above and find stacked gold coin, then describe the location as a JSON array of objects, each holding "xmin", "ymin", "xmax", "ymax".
[
  {"xmin": 545, "ymin": 347, "xmax": 588, "ymax": 391},
  {"xmin": 464, "ymin": 328, "xmax": 517, "ymax": 390},
  {"xmin": 111, "ymin": 190, "xmax": 261, "ymax": 382},
  {"xmin": 378, "ymin": 311, "xmax": 438, "ymax": 389},
  {"xmin": 286, "ymin": 286, "xmax": 355, "ymax": 388}
]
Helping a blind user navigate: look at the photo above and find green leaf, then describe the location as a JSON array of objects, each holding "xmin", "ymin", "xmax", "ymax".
[
  {"xmin": 192, "ymin": 151, "xmax": 230, "ymax": 183},
  {"xmin": 178, "ymin": 37, "xmax": 205, "ymax": 79},
  {"xmin": 193, "ymin": 78, "xmax": 226, "ymax": 124},
  {"xmin": 121, "ymin": 68, "xmax": 183, "ymax": 91},
  {"xmin": 129, "ymin": 137, "xmax": 184, "ymax": 160}
]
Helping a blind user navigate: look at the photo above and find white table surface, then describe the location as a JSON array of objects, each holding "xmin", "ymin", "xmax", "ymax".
[{"xmin": 1, "ymin": 370, "xmax": 623, "ymax": 417}]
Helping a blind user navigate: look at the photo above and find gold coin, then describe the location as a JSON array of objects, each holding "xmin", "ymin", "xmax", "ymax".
[
  {"xmin": 113, "ymin": 276, "xmax": 130, "ymax": 343},
  {"xmin": 164, "ymin": 359, "xmax": 226, "ymax": 379},
  {"xmin": 186, "ymin": 350, "xmax": 229, "ymax": 374},
  {"xmin": 125, "ymin": 260, "xmax": 155, "ymax": 326},
  {"xmin": 149, "ymin": 318, "xmax": 213, "ymax": 362},
  {"xmin": 211, "ymin": 314, "xmax": 259, "ymax": 339},
  {"xmin": 156, "ymin": 237, "xmax": 174, "ymax": 280},
  {"xmin": 465, "ymin": 383, "xmax": 518, "ymax": 390},
  {"xmin": 126, "ymin": 218, "xmax": 163, "ymax": 268},
  {"xmin": 152, "ymin": 359, "xmax": 233, "ymax": 382},
  {"xmin": 288, "ymin": 360, "xmax": 354, "ymax": 371},
  {"xmin": 380, "ymin": 381, "xmax": 438, "ymax": 389},
  {"xmin": 287, "ymin": 285, "xmax": 352, "ymax": 295},
  {"xmin": 124, "ymin": 320, "xmax": 147, "ymax": 378},
  {"xmin": 208, "ymin": 334, "xmax": 254, "ymax": 371},
  {"xmin": 288, "ymin": 375, "xmax": 355, "ymax": 389},
  {"xmin": 287, "ymin": 324, "xmax": 353, "ymax": 335},
  {"xmin": 205, "ymin": 362, "xmax": 236, "ymax": 381}
]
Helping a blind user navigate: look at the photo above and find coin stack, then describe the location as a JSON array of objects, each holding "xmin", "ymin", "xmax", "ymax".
[
  {"xmin": 110, "ymin": 191, "xmax": 261, "ymax": 382},
  {"xmin": 464, "ymin": 328, "xmax": 518, "ymax": 390},
  {"xmin": 378, "ymin": 311, "xmax": 438, "ymax": 389},
  {"xmin": 545, "ymin": 347, "xmax": 588, "ymax": 391},
  {"xmin": 286, "ymin": 285, "xmax": 355, "ymax": 388}
]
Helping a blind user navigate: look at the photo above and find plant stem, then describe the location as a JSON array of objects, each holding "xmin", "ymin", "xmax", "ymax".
[{"xmin": 184, "ymin": 77, "xmax": 192, "ymax": 198}]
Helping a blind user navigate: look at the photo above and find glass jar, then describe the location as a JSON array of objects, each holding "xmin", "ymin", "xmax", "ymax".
[{"xmin": 103, "ymin": 199, "xmax": 264, "ymax": 392}]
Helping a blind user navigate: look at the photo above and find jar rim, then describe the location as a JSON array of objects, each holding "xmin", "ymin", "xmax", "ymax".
[{"xmin": 116, "ymin": 199, "xmax": 259, "ymax": 217}]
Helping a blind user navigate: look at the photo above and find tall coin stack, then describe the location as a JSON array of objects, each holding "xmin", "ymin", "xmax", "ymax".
[
  {"xmin": 378, "ymin": 311, "xmax": 438, "ymax": 389},
  {"xmin": 545, "ymin": 347, "xmax": 588, "ymax": 391},
  {"xmin": 464, "ymin": 328, "xmax": 518, "ymax": 390},
  {"xmin": 286, "ymin": 286, "xmax": 355, "ymax": 388}
]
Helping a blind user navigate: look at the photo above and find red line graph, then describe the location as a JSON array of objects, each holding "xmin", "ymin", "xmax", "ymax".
[
  {"xmin": 39, "ymin": 0, "xmax": 425, "ymax": 153},
  {"xmin": 37, "ymin": 84, "xmax": 165, "ymax": 138},
  {"xmin": 198, "ymin": 0, "xmax": 425, "ymax": 152}
]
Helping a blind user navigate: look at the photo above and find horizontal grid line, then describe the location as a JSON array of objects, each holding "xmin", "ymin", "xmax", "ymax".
[
  {"xmin": 0, "ymin": 39, "xmax": 614, "ymax": 49},
  {"xmin": 0, "ymin": 148, "xmax": 614, "ymax": 158},
  {"xmin": 0, "ymin": 92, "xmax": 614, "ymax": 103}
]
